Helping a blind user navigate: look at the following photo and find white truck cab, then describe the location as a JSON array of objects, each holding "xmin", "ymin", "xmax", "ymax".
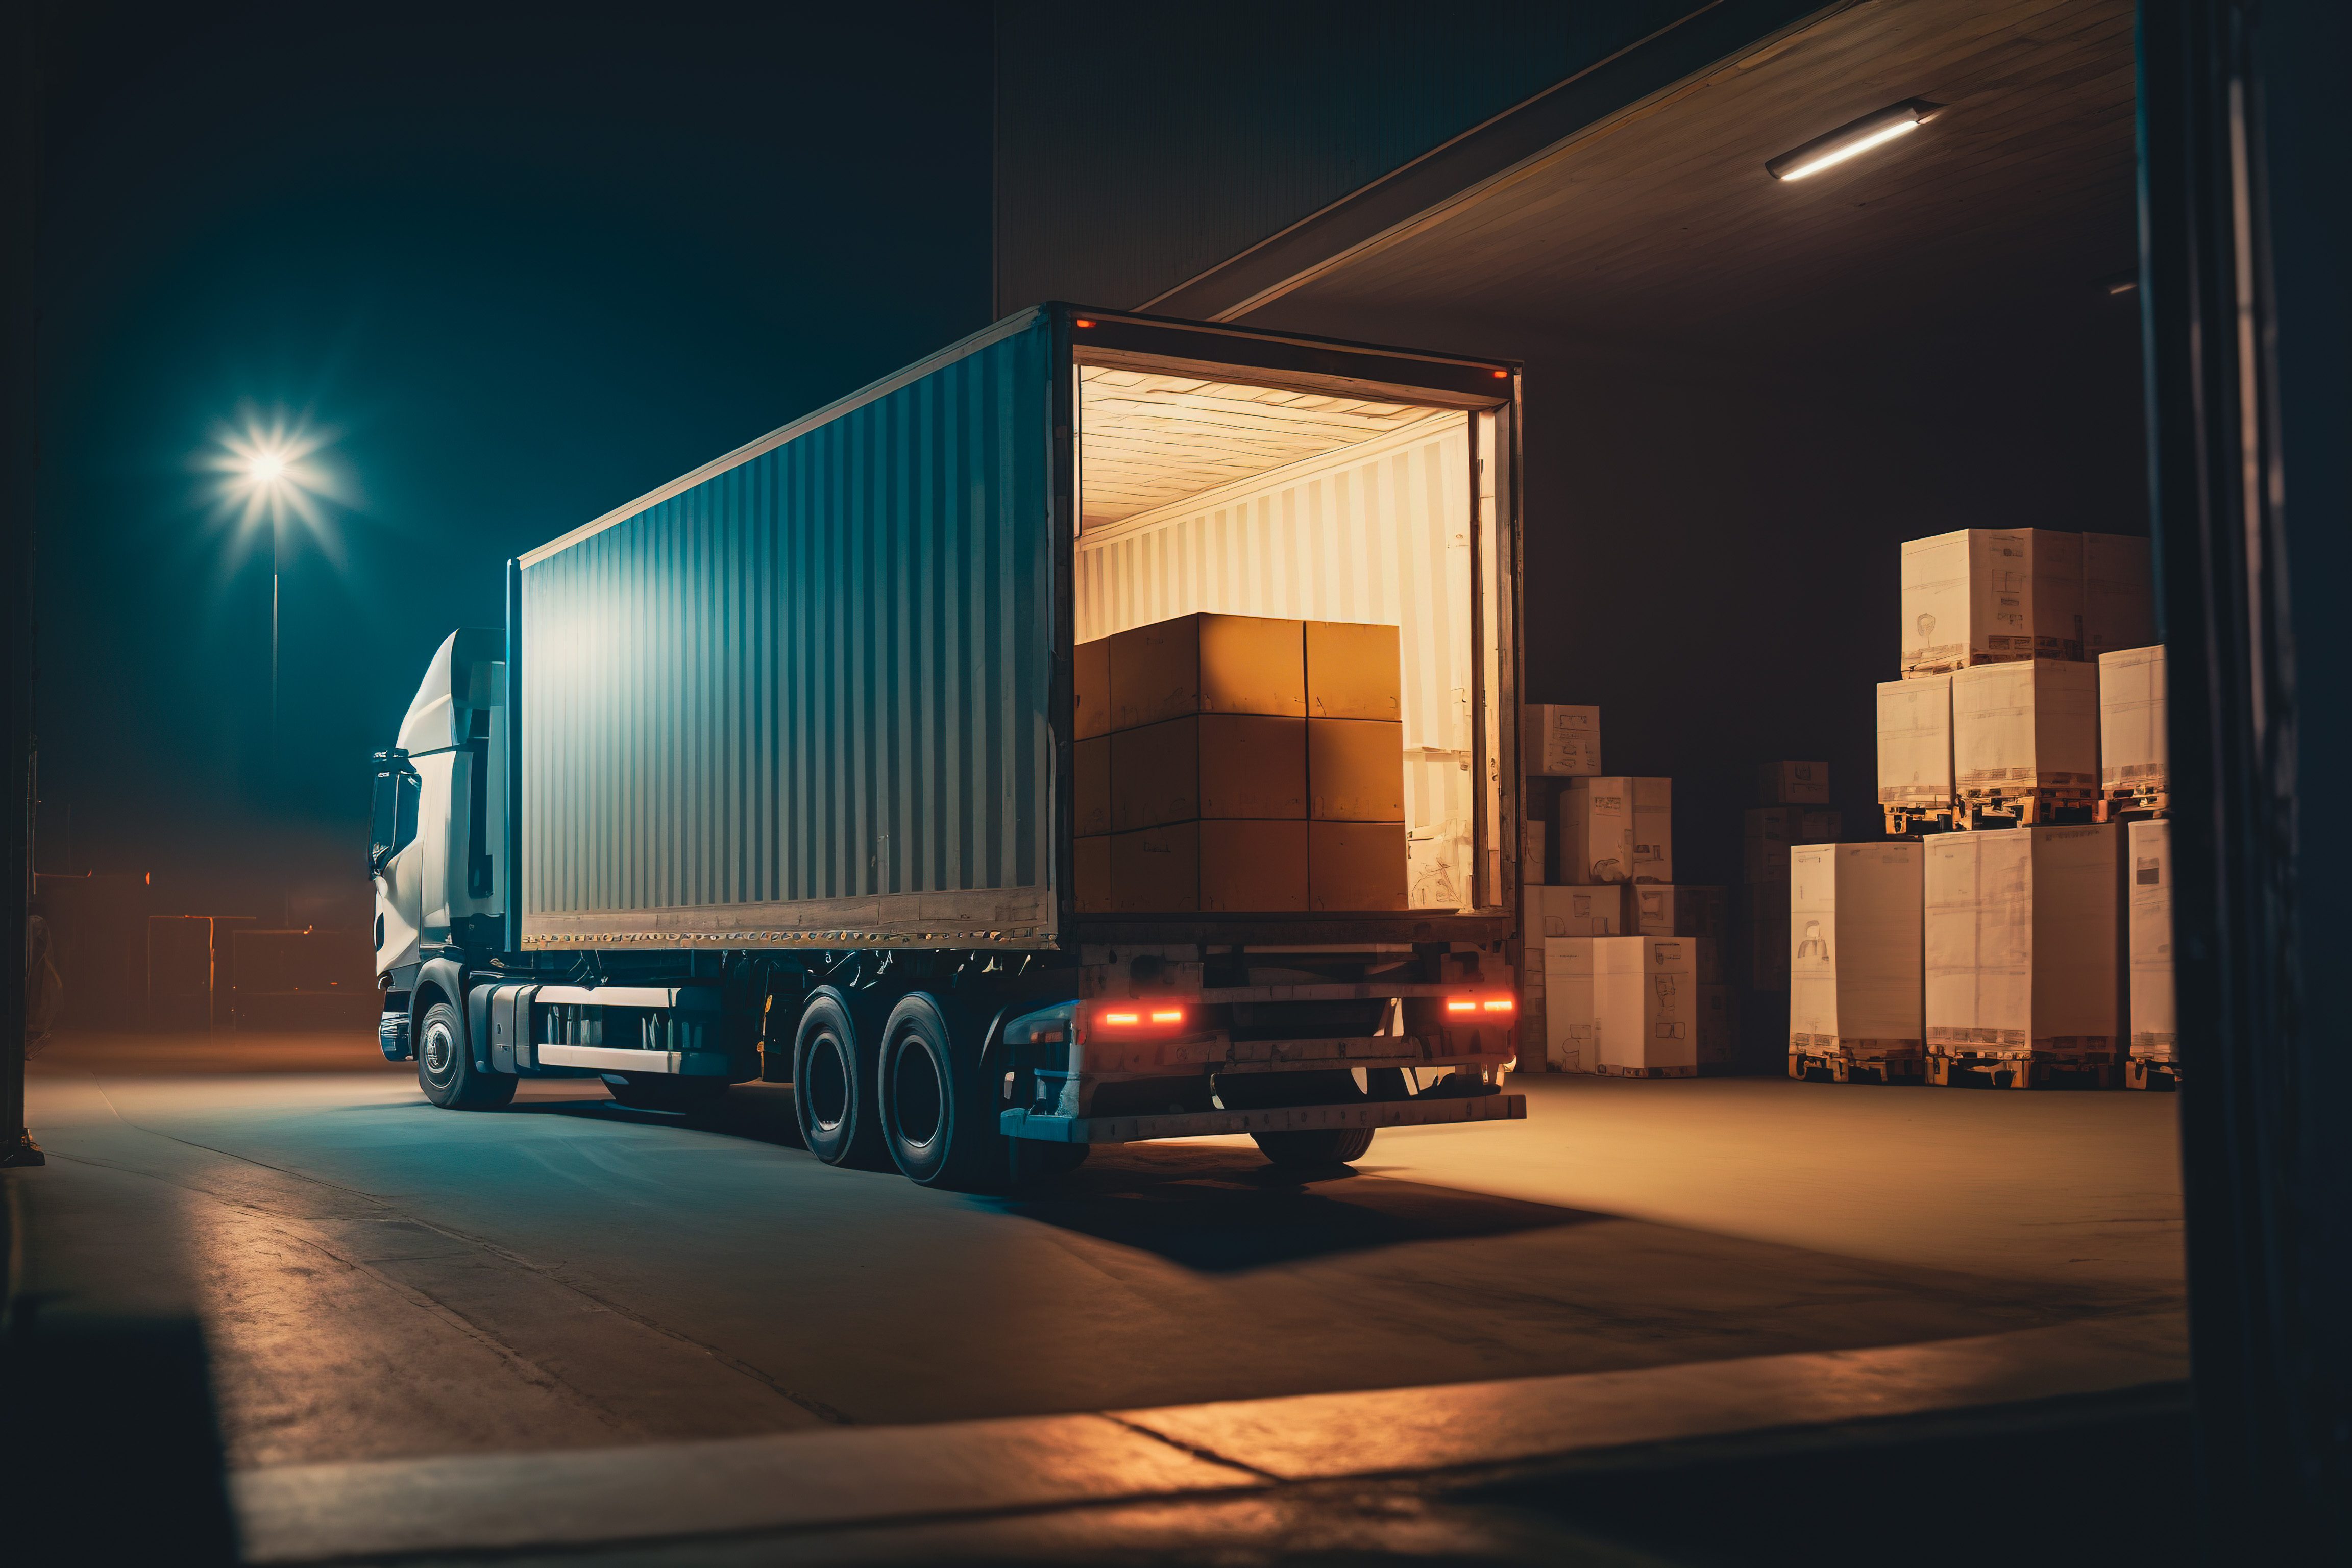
[{"xmin": 372, "ymin": 629, "xmax": 506, "ymax": 987}]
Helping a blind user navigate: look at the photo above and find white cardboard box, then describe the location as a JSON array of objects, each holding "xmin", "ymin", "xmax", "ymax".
[
  {"xmin": 1627, "ymin": 884, "xmax": 1727, "ymax": 938},
  {"xmin": 1788, "ymin": 843, "xmax": 1924, "ymax": 1055},
  {"xmin": 1924, "ymin": 825, "xmax": 2123, "ymax": 1055},
  {"xmin": 2084, "ymin": 533, "xmax": 2156, "ymax": 657},
  {"xmin": 2098, "ymin": 645, "xmax": 2167, "ymax": 795},
  {"xmin": 1524, "ymin": 884, "xmax": 1625, "ymax": 938},
  {"xmin": 1952, "ymin": 658, "xmax": 2100, "ymax": 793},
  {"xmin": 1522, "ymin": 704, "xmax": 1601, "ymax": 776},
  {"xmin": 1742, "ymin": 807, "xmax": 1842, "ymax": 883},
  {"xmin": 1559, "ymin": 777, "xmax": 1671, "ymax": 884},
  {"xmin": 1900, "ymin": 528, "xmax": 2084, "ymax": 676},
  {"xmin": 1520, "ymin": 819, "xmax": 1548, "ymax": 886},
  {"xmin": 1592, "ymin": 936, "xmax": 1723, "ymax": 1074},
  {"xmin": 1542, "ymin": 938, "xmax": 1600, "ymax": 1073},
  {"xmin": 1877, "ymin": 675, "xmax": 1954, "ymax": 809},
  {"xmin": 2128, "ymin": 818, "xmax": 2175, "ymax": 1061},
  {"xmin": 1756, "ymin": 761, "xmax": 1830, "ymax": 805}
]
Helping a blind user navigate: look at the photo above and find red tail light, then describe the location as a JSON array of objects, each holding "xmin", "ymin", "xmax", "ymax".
[
  {"xmin": 1447, "ymin": 999, "xmax": 1477, "ymax": 1014},
  {"xmin": 1482, "ymin": 996, "xmax": 1515, "ymax": 1014},
  {"xmin": 1094, "ymin": 1005, "xmax": 1187, "ymax": 1031}
]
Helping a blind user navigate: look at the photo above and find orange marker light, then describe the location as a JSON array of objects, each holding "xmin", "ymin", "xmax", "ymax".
[
  {"xmin": 1482, "ymin": 996, "xmax": 1515, "ymax": 1013},
  {"xmin": 1447, "ymin": 999, "xmax": 1477, "ymax": 1014},
  {"xmin": 1102, "ymin": 1010, "xmax": 1140, "ymax": 1025},
  {"xmin": 1149, "ymin": 1008, "xmax": 1185, "ymax": 1024},
  {"xmin": 1074, "ymin": 318, "xmax": 1097, "ymax": 328},
  {"xmin": 1491, "ymin": 369, "xmax": 1508, "ymax": 379}
]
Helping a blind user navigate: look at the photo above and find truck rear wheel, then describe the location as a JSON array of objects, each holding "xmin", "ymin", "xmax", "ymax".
[
  {"xmin": 793, "ymin": 992, "xmax": 884, "ymax": 1167},
  {"xmin": 878, "ymin": 994, "xmax": 992, "ymax": 1188},
  {"xmin": 1252, "ymin": 1126, "xmax": 1375, "ymax": 1168},
  {"xmin": 416, "ymin": 998, "xmax": 517, "ymax": 1110}
]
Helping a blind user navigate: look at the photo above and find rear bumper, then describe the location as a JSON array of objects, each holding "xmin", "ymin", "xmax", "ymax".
[{"xmin": 1001, "ymin": 1092, "xmax": 1526, "ymax": 1145}]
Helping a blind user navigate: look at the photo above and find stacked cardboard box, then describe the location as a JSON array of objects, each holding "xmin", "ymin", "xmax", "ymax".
[
  {"xmin": 1950, "ymin": 659, "xmax": 2099, "ymax": 821},
  {"xmin": 1544, "ymin": 935, "xmax": 1728, "ymax": 1077},
  {"xmin": 1876, "ymin": 675, "xmax": 1954, "ymax": 832},
  {"xmin": 1522, "ymin": 704, "xmax": 1602, "ymax": 777},
  {"xmin": 1923, "ymin": 824, "xmax": 2124, "ymax": 1087},
  {"xmin": 1524, "ymin": 886, "xmax": 1624, "ymax": 1068},
  {"xmin": 1899, "ymin": 528, "xmax": 2085, "ymax": 676},
  {"xmin": 1787, "ymin": 843, "xmax": 1924, "ymax": 1081},
  {"xmin": 1558, "ymin": 777, "xmax": 1672, "ymax": 885},
  {"xmin": 2098, "ymin": 645, "xmax": 2168, "ymax": 812},
  {"xmin": 1073, "ymin": 613, "xmax": 1406, "ymax": 912},
  {"xmin": 1740, "ymin": 800, "xmax": 1839, "ymax": 993},
  {"xmin": 2126, "ymin": 819, "xmax": 2176, "ymax": 1088}
]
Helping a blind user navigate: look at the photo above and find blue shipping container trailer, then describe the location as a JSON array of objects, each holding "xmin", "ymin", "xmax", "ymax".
[{"xmin": 370, "ymin": 306, "xmax": 1526, "ymax": 1185}]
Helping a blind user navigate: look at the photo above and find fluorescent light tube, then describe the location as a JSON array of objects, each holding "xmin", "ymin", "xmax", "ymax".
[{"xmin": 1767, "ymin": 101, "xmax": 1941, "ymax": 181}]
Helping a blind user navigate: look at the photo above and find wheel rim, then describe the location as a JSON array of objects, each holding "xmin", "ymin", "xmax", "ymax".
[
  {"xmin": 804, "ymin": 1030, "xmax": 849, "ymax": 1132},
  {"xmin": 422, "ymin": 1018, "xmax": 454, "ymax": 1079},
  {"xmin": 891, "ymin": 1035, "xmax": 945, "ymax": 1151}
]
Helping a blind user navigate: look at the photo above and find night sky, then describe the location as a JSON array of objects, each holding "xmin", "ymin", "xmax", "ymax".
[{"xmin": 35, "ymin": 2, "xmax": 991, "ymax": 923}]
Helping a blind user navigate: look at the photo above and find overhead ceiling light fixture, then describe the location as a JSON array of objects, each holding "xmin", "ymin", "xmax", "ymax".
[{"xmin": 1767, "ymin": 100, "xmax": 1942, "ymax": 181}]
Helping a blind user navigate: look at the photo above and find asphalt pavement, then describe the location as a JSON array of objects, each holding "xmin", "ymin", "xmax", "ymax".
[{"xmin": 15, "ymin": 1028, "xmax": 2184, "ymax": 1478}]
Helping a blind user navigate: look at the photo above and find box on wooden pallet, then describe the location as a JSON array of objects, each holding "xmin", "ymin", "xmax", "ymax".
[
  {"xmin": 2128, "ymin": 819, "xmax": 2175, "ymax": 1063},
  {"xmin": 1522, "ymin": 704, "xmax": 1601, "ymax": 776},
  {"xmin": 1628, "ymin": 885, "xmax": 1726, "ymax": 938},
  {"xmin": 1952, "ymin": 658, "xmax": 2099, "ymax": 802},
  {"xmin": 1900, "ymin": 529, "xmax": 2084, "ymax": 676},
  {"xmin": 1756, "ymin": 761, "xmax": 1829, "ymax": 805},
  {"xmin": 1924, "ymin": 824, "xmax": 2123, "ymax": 1064},
  {"xmin": 1592, "ymin": 936, "xmax": 1725, "ymax": 1076},
  {"xmin": 2099, "ymin": 645, "xmax": 2167, "ymax": 802},
  {"xmin": 1542, "ymin": 938, "xmax": 1601, "ymax": 1073},
  {"xmin": 1109, "ymin": 714, "xmax": 1306, "ymax": 830},
  {"xmin": 1109, "ymin": 612, "xmax": 1305, "ymax": 731},
  {"xmin": 1877, "ymin": 675, "xmax": 1954, "ymax": 820},
  {"xmin": 1788, "ymin": 843, "xmax": 1924, "ymax": 1071},
  {"xmin": 1559, "ymin": 777, "xmax": 1671, "ymax": 884},
  {"xmin": 2084, "ymin": 534, "xmax": 2156, "ymax": 657},
  {"xmin": 1742, "ymin": 807, "xmax": 1841, "ymax": 883},
  {"xmin": 1741, "ymin": 883, "xmax": 1790, "ymax": 991}
]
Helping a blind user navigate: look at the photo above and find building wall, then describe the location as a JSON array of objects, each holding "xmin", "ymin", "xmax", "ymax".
[{"xmin": 993, "ymin": 1, "xmax": 1714, "ymax": 314}]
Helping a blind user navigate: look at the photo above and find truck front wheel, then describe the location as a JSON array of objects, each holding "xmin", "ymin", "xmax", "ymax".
[
  {"xmin": 1253, "ymin": 1126, "xmax": 1375, "ymax": 1168},
  {"xmin": 417, "ymin": 999, "xmax": 517, "ymax": 1110}
]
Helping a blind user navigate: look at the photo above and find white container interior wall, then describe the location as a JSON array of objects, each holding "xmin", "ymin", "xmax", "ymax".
[{"xmin": 1072, "ymin": 368, "xmax": 1480, "ymax": 906}]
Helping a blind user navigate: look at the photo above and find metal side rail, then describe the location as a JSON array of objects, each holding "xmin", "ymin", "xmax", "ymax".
[{"xmin": 1002, "ymin": 1092, "xmax": 1527, "ymax": 1145}]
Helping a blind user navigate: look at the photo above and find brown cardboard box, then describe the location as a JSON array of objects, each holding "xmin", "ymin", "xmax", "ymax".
[
  {"xmin": 1109, "ymin": 612, "xmax": 1305, "ymax": 730},
  {"xmin": 1074, "ymin": 835, "xmax": 1113, "ymax": 913},
  {"xmin": 1074, "ymin": 638, "xmax": 1112, "ymax": 740},
  {"xmin": 1110, "ymin": 824, "xmax": 1198, "ymax": 912},
  {"xmin": 1307, "ymin": 718, "xmax": 1405, "ymax": 821},
  {"xmin": 1111, "ymin": 715, "xmax": 1306, "ymax": 830},
  {"xmin": 1755, "ymin": 761, "xmax": 1829, "ymax": 805},
  {"xmin": 1074, "ymin": 736, "xmax": 1112, "ymax": 837},
  {"xmin": 1628, "ymin": 885, "xmax": 1727, "ymax": 938},
  {"xmin": 1201, "ymin": 820, "xmax": 1310, "ymax": 911},
  {"xmin": 1310, "ymin": 821, "xmax": 1408, "ymax": 911},
  {"xmin": 1305, "ymin": 621, "xmax": 1401, "ymax": 721}
]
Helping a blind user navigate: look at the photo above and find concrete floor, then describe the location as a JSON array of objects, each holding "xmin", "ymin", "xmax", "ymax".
[{"xmin": 17, "ymin": 1030, "xmax": 2183, "ymax": 1474}]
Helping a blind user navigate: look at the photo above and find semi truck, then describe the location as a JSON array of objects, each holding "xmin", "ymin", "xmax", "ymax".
[{"xmin": 370, "ymin": 305, "xmax": 1527, "ymax": 1187}]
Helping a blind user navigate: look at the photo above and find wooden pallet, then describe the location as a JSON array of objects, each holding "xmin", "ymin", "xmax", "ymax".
[
  {"xmin": 2096, "ymin": 786, "xmax": 2171, "ymax": 823},
  {"xmin": 1788, "ymin": 1048, "xmax": 1925, "ymax": 1085},
  {"xmin": 2126, "ymin": 1056, "xmax": 2183, "ymax": 1092},
  {"xmin": 1955, "ymin": 786, "xmax": 2098, "ymax": 831},
  {"xmin": 1881, "ymin": 804, "xmax": 1957, "ymax": 837},
  {"xmin": 1594, "ymin": 1063, "xmax": 1697, "ymax": 1080},
  {"xmin": 1927, "ymin": 1048, "xmax": 2121, "ymax": 1090}
]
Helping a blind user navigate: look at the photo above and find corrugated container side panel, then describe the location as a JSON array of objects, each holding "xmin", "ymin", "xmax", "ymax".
[{"xmin": 522, "ymin": 322, "xmax": 1055, "ymax": 941}]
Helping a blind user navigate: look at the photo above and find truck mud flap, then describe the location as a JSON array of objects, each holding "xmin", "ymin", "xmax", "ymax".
[{"xmin": 1001, "ymin": 1093, "xmax": 1525, "ymax": 1145}]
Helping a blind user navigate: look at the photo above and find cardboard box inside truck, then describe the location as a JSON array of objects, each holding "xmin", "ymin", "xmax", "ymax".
[
  {"xmin": 1110, "ymin": 714, "xmax": 1307, "ymax": 829},
  {"xmin": 1924, "ymin": 824, "xmax": 2123, "ymax": 1058},
  {"xmin": 1107, "ymin": 612, "xmax": 1306, "ymax": 730},
  {"xmin": 1899, "ymin": 528, "xmax": 2084, "ymax": 676},
  {"xmin": 1305, "ymin": 621, "xmax": 1402, "ymax": 721},
  {"xmin": 1107, "ymin": 820, "xmax": 1311, "ymax": 913},
  {"xmin": 1307, "ymin": 718, "xmax": 1406, "ymax": 822}
]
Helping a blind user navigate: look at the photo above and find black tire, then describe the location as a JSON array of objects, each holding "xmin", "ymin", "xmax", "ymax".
[
  {"xmin": 602, "ymin": 1073, "xmax": 728, "ymax": 1114},
  {"xmin": 1253, "ymin": 1126, "xmax": 1376, "ymax": 1168},
  {"xmin": 416, "ymin": 998, "xmax": 517, "ymax": 1110},
  {"xmin": 877, "ymin": 993, "xmax": 997, "ymax": 1188},
  {"xmin": 793, "ymin": 991, "xmax": 885, "ymax": 1167}
]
